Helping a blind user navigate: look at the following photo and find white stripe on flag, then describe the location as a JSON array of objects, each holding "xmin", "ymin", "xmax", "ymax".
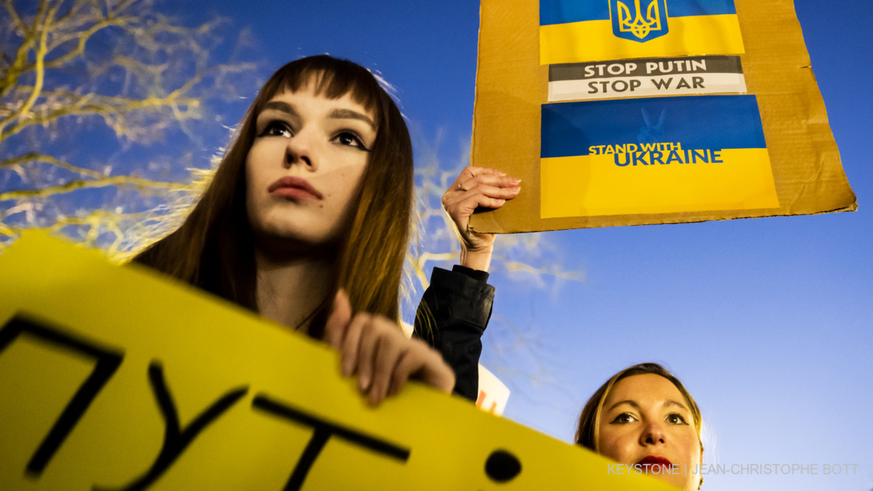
[{"xmin": 548, "ymin": 73, "xmax": 747, "ymax": 102}]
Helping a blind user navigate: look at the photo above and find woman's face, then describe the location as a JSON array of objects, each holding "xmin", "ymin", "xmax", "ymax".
[
  {"xmin": 245, "ymin": 82, "xmax": 376, "ymax": 254},
  {"xmin": 598, "ymin": 374, "xmax": 702, "ymax": 491}
]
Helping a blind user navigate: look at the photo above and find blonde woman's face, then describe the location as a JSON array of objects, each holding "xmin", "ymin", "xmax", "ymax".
[
  {"xmin": 245, "ymin": 84, "xmax": 376, "ymax": 254},
  {"xmin": 598, "ymin": 374, "xmax": 702, "ymax": 491}
]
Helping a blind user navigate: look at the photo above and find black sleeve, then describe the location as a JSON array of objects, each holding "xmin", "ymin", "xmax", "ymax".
[{"xmin": 414, "ymin": 265, "xmax": 495, "ymax": 401}]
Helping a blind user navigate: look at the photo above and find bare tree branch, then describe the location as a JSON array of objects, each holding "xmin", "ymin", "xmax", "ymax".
[
  {"xmin": 43, "ymin": 208, "xmax": 150, "ymax": 250},
  {"xmin": 41, "ymin": 17, "xmax": 132, "ymax": 71},
  {"xmin": 0, "ymin": 153, "xmax": 106, "ymax": 179},
  {"xmin": 3, "ymin": 0, "xmax": 27, "ymax": 36},
  {"xmin": 1, "ymin": 0, "xmax": 259, "ymax": 248},
  {"xmin": 3, "ymin": 9, "xmax": 49, "ymax": 127},
  {"xmin": 0, "ymin": 175, "xmax": 189, "ymax": 201},
  {"xmin": 0, "ymin": 61, "xmax": 254, "ymax": 143},
  {"xmin": 0, "ymin": 1, "xmax": 40, "ymax": 98},
  {"xmin": 500, "ymin": 260, "xmax": 585, "ymax": 282}
]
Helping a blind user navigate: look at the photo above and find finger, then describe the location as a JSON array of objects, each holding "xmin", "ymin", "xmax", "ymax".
[
  {"xmin": 387, "ymin": 347, "xmax": 418, "ymax": 397},
  {"xmin": 355, "ymin": 314, "xmax": 378, "ymax": 393},
  {"xmin": 390, "ymin": 341, "xmax": 455, "ymax": 396},
  {"xmin": 449, "ymin": 167, "xmax": 509, "ymax": 195},
  {"xmin": 447, "ymin": 192, "xmax": 509, "ymax": 215},
  {"xmin": 462, "ymin": 166, "xmax": 507, "ymax": 180},
  {"xmin": 323, "ymin": 289, "xmax": 352, "ymax": 350},
  {"xmin": 416, "ymin": 349, "xmax": 455, "ymax": 394},
  {"xmin": 369, "ymin": 326, "xmax": 405, "ymax": 406},
  {"xmin": 457, "ymin": 174, "xmax": 521, "ymax": 193},
  {"xmin": 444, "ymin": 184, "xmax": 520, "ymax": 220},
  {"xmin": 340, "ymin": 310, "xmax": 367, "ymax": 377},
  {"xmin": 460, "ymin": 182, "xmax": 521, "ymax": 201}
]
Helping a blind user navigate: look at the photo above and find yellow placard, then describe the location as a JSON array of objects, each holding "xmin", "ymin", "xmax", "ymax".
[
  {"xmin": 0, "ymin": 232, "xmax": 679, "ymax": 490},
  {"xmin": 541, "ymin": 15, "xmax": 745, "ymax": 65},
  {"xmin": 542, "ymin": 148, "xmax": 779, "ymax": 218},
  {"xmin": 470, "ymin": 0, "xmax": 856, "ymax": 233}
]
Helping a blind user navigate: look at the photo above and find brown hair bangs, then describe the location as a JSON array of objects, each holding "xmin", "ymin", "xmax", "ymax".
[{"xmin": 257, "ymin": 56, "xmax": 383, "ymax": 121}]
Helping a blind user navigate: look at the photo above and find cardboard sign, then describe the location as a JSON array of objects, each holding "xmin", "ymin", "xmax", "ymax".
[
  {"xmin": 471, "ymin": 0, "xmax": 856, "ymax": 233},
  {"xmin": 0, "ymin": 233, "xmax": 677, "ymax": 490}
]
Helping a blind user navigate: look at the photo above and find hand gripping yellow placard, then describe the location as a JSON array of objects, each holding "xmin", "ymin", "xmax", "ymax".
[
  {"xmin": 0, "ymin": 233, "xmax": 678, "ymax": 491},
  {"xmin": 471, "ymin": 0, "xmax": 856, "ymax": 233}
]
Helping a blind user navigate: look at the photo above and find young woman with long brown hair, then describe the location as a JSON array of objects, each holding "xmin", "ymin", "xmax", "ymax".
[{"xmin": 133, "ymin": 55, "xmax": 505, "ymax": 406}]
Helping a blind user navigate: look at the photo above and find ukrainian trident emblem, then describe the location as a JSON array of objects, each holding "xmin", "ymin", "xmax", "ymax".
[{"xmin": 610, "ymin": 0, "xmax": 670, "ymax": 43}]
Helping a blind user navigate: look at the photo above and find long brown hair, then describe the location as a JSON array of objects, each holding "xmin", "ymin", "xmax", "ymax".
[
  {"xmin": 133, "ymin": 56, "xmax": 414, "ymax": 330},
  {"xmin": 575, "ymin": 363, "xmax": 704, "ymax": 454}
]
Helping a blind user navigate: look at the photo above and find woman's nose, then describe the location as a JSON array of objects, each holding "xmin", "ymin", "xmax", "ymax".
[
  {"xmin": 640, "ymin": 422, "xmax": 666, "ymax": 446},
  {"xmin": 284, "ymin": 131, "xmax": 317, "ymax": 171}
]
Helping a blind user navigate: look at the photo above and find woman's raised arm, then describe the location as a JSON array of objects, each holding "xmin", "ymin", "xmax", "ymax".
[{"xmin": 414, "ymin": 166, "xmax": 520, "ymax": 401}]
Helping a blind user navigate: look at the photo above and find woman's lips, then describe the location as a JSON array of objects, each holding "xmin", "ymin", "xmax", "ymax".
[
  {"xmin": 636, "ymin": 456, "xmax": 673, "ymax": 471},
  {"xmin": 268, "ymin": 176, "xmax": 323, "ymax": 200}
]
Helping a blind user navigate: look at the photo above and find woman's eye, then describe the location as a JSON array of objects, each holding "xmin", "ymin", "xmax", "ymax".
[
  {"xmin": 334, "ymin": 131, "xmax": 369, "ymax": 151},
  {"xmin": 666, "ymin": 413, "xmax": 688, "ymax": 425},
  {"xmin": 610, "ymin": 413, "xmax": 637, "ymax": 424},
  {"xmin": 260, "ymin": 121, "xmax": 292, "ymax": 138}
]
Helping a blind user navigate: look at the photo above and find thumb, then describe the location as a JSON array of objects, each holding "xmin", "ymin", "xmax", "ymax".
[
  {"xmin": 323, "ymin": 289, "xmax": 352, "ymax": 349},
  {"xmin": 420, "ymin": 360, "xmax": 456, "ymax": 394}
]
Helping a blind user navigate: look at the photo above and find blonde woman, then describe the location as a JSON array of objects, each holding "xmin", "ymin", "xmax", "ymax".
[{"xmin": 576, "ymin": 363, "xmax": 705, "ymax": 490}]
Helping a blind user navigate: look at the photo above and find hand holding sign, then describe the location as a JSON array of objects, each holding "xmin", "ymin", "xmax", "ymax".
[
  {"xmin": 324, "ymin": 290, "xmax": 455, "ymax": 406},
  {"xmin": 442, "ymin": 166, "xmax": 521, "ymax": 271}
]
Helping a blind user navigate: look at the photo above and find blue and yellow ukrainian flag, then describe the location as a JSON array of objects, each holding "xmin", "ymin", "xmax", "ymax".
[
  {"xmin": 540, "ymin": 95, "xmax": 779, "ymax": 218},
  {"xmin": 540, "ymin": 0, "xmax": 745, "ymax": 64}
]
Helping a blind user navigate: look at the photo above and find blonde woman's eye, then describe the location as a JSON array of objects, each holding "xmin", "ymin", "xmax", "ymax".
[
  {"xmin": 260, "ymin": 120, "xmax": 292, "ymax": 138},
  {"xmin": 666, "ymin": 413, "xmax": 688, "ymax": 425},
  {"xmin": 334, "ymin": 131, "xmax": 369, "ymax": 151},
  {"xmin": 610, "ymin": 413, "xmax": 637, "ymax": 424}
]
